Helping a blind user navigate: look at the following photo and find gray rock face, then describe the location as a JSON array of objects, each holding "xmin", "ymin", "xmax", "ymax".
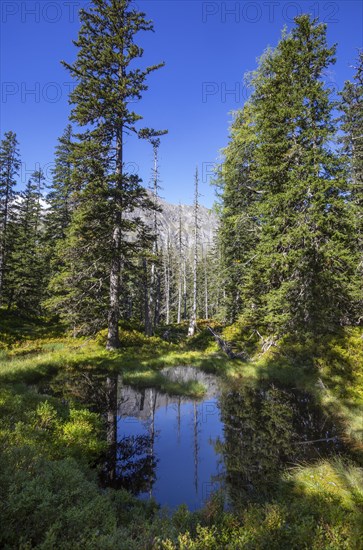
[
  {"xmin": 40, "ymin": 191, "xmax": 218, "ymax": 250},
  {"xmin": 132, "ymin": 191, "xmax": 218, "ymax": 249},
  {"xmin": 154, "ymin": 196, "xmax": 219, "ymax": 249}
]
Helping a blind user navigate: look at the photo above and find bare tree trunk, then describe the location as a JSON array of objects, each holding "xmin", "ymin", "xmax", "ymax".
[
  {"xmin": 107, "ymin": 128, "xmax": 123, "ymax": 349},
  {"xmin": 149, "ymin": 257, "xmax": 155, "ymax": 332},
  {"xmin": 177, "ymin": 204, "xmax": 183, "ymax": 324},
  {"xmin": 204, "ymin": 246, "xmax": 209, "ymax": 320},
  {"xmin": 144, "ymin": 258, "xmax": 152, "ymax": 336},
  {"xmin": 188, "ymin": 167, "xmax": 199, "ymax": 337},
  {"xmin": 164, "ymin": 243, "xmax": 170, "ymax": 325},
  {"xmin": 177, "ymin": 273, "xmax": 182, "ymax": 324},
  {"xmin": 183, "ymin": 259, "xmax": 187, "ymax": 320},
  {"xmin": 148, "ymin": 138, "xmax": 161, "ymax": 333}
]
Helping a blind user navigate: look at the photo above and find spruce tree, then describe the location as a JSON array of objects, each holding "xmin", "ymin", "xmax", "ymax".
[
  {"xmin": 341, "ymin": 52, "xmax": 363, "ymax": 205},
  {"xmin": 216, "ymin": 104, "xmax": 259, "ymax": 323},
  {"xmin": 242, "ymin": 16, "xmax": 358, "ymax": 339},
  {"xmin": 6, "ymin": 173, "xmax": 46, "ymax": 313},
  {"xmin": 340, "ymin": 53, "xmax": 363, "ymax": 321},
  {"xmin": 46, "ymin": 125, "xmax": 74, "ymax": 242},
  {"xmin": 61, "ymin": 0, "xmax": 166, "ymax": 347},
  {"xmin": 218, "ymin": 16, "xmax": 358, "ymax": 341},
  {"xmin": 0, "ymin": 131, "xmax": 20, "ymax": 305},
  {"xmin": 46, "ymin": 172, "xmax": 114, "ymax": 334}
]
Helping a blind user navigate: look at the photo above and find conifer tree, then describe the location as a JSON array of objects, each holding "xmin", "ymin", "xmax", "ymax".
[
  {"xmin": 341, "ymin": 52, "xmax": 363, "ymax": 202},
  {"xmin": 46, "ymin": 174, "xmax": 114, "ymax": 334},
  {"xmin": 216, "ymin": 104, "xmax": 259, "ymax": 323},
  {"xmin": 0, "ymin": 131, "xmax": 20, "ymax": 305},
  {"xmin": 61, "ymin": 0, "xmax": 166, "ymax": 347},
  {"xmin": 46, "ymin": 135, "xmax": 156, "ymax": 334},
  {"xmin": 340, "ymin": 52, "xmax": 363, "ymax": 322},
  {"xmin": 46, "ymin": 125, "xmax": 74, "ymax": 242},
  {"xmin": 6, "ymin": 173, "xmax": 46, "ymax": 313},
  {"xmin": 143, "ymin": 136, "xmax": 163, "ymax": 335},
  {"xmin": 218, "ymin": 15, "xmax": 358, "ymax": 340},
  {"xmin": 243, "ymin": 16, "xmax": 357, "ymax": 338}
]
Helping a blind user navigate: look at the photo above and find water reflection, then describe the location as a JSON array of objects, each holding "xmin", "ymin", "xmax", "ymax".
[
  {"xmin": 217, "ymin": 382, "xmax": 346, "ymax": 506},
  {"xmin": 117, "ymin": 368, "xmax": 223, "ymax": 510},
  {"xmin": 45, "ymin": 368, "xmax": 347, "ymax": 511},
  {"xmin": 101, "ymin": 376, "xmax": 156, "ymax": 494}
]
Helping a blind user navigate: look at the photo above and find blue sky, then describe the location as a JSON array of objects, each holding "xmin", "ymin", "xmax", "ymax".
[{"xmin": 1, "ymin": 0, "xmax": 362, "ymax": 207}]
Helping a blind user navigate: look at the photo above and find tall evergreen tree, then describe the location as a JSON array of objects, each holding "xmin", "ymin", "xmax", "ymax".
[
  {"xmin": 216, "ymin": 104, "xmax": 259, "ymax": 323},
  {"xmin": 243, "ymin": 15, "xmax": 357, "ymax": 338},
  {"xmin": 0, "ymin": 131, "xmax": 20, "ymax": 305},
  {"xmin": 61, "ymin": 0, "xmax": 166, "ymax": 347},
  {"xmin": 340, "ymin": 53, "xmax": 363, "ymax": 322},
  {"xmin": 46, "ymin": 135, "xmax": 156, "ymax": 334},
  {"xmin": 340, "ymin": 52, "xmax": 363, "ymax": 204},
  {"xmin": 46, "ymin": 169, "xmax": 114, "ymax": 334},
  {"xmin": 46, "ymin": 125, "xmax": 74, "ymax": 242},
  {"xmin": 218, "ymin": 15, "xmax": 358, "ymax": 341}
]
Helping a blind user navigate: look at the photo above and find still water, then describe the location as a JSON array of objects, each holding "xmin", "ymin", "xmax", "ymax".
[
  {"xmin": 47, "ymin": 366, "xmax": 346, "ymax": 511},
  {"xmin": 116, "ymin": 367, "xmax": 224, "ymax": 510}
]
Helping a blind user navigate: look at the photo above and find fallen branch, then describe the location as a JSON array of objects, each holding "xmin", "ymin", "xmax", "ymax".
[
  {"xmin": 294, "ymin": 437, "xmax": 337, "ymax": 445},
  {"xmin": 256, "ymin": 330, "xmax": 276, "ymax": 354}
]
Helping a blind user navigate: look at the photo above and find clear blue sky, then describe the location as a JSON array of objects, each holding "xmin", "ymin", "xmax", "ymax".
[{"xmin": 1, "ymin": 0, "xmax": 362, "ymax": 207}]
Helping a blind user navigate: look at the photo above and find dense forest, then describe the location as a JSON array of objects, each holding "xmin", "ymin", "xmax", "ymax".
[{"xmin": 0, "ymin": 1, "xmax": 362, "ymax": 548}]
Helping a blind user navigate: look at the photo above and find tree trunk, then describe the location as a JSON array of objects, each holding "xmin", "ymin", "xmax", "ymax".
[
  {"xmin": 204, "ymin": 247, "xmax": 209, "ymax": 320},
  {"xmin": 188, "ymin": 167, "xmax": 199, "ymax": 337},
  {"xmin": 177, "ymin": 205, "xmax": 183, "ymax": 324},
  {"xmin": 183, "ymin": 259, "xmax": 187, "ymax": 320},
  {"xmin": 164, "ymin": 241, "xmax": 170, "ymax": 324},
  {"xmin": 107, "ymin": 128, "xmax": 123, "ymax": 350},
  {"xmin": 144, "ymin": 257, "xmax": 152, "ymax": 336}
]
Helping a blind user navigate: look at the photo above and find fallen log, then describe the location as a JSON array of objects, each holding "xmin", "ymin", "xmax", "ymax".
[{"xmin": 207, "ymin": 326, "xmax": 248, "ymax": 360}]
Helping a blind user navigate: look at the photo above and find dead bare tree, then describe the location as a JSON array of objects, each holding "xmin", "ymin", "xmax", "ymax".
[
  {"xmin": 145, "ymin": 137, "xmax": 162, "ymax": 336},
  {"xmin": 188, "ymin": 167, "xmax": 200, "ymax": 337},
  {"xmin": 177, "ymin": 204, "xmax": 184, "ymax": 324}
]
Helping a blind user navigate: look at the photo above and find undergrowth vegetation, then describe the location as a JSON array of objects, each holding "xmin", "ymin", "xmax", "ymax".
[{"xmin": 0, "ymin": 311, "xmax": 362, "ymax": 549}]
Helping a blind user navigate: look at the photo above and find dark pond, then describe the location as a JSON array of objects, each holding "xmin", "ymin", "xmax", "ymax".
[{"xmin": 46, "ymin": 366, "xmax": 347, "ymax": 511}]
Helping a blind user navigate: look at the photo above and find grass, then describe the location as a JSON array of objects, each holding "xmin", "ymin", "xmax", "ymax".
[{"xmin": 0, "ymin": 311, "xmax": 362, "ymax": 549}]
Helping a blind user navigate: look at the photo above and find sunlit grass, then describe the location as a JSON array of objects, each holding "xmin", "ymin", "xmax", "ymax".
[{"xmin": 288, "ymin": 458, "xmax": 363, "ymax": 509}]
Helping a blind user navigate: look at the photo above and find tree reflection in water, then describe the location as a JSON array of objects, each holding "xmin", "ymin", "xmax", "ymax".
[
  {"xmin": 45, "ymin": 369, "xmax": 347, "ymax": 510},
  {"xmin": 47, "ymin": 372, "xmax": 157, "ymax": 495},
  {"xmin": 102, "ymin": 435, "xmax": 157, "ymax": 493},
  {"xmin": 216, "ymin": 382, "xmax": 346, "ymax": 506}
]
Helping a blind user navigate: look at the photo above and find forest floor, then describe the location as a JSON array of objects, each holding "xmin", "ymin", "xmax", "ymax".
[{"xmin": 0, "ymin": 311, "xmax": 362, "ymax": 549}]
